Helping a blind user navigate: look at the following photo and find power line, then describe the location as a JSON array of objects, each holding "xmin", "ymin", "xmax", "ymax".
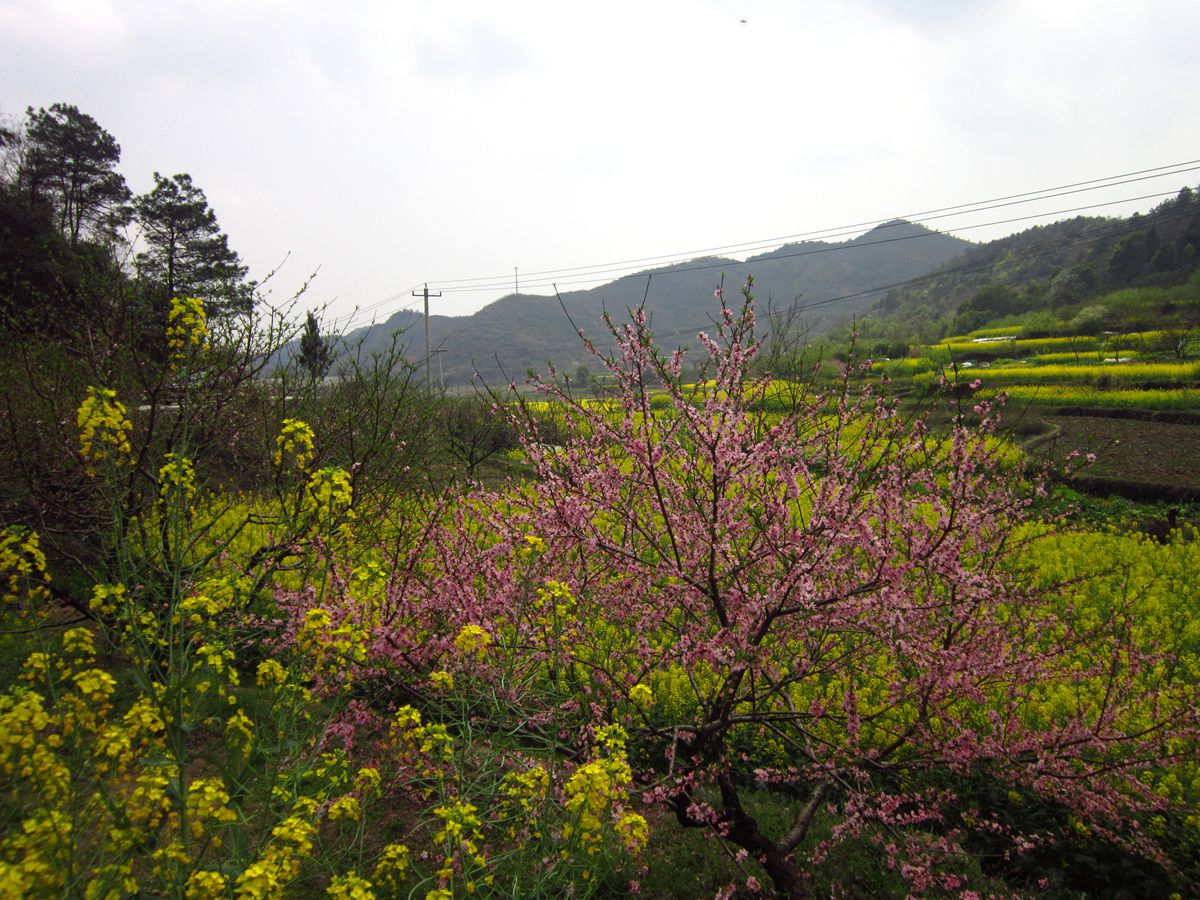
[
  {"xmin": 413, "ymin": 283, "xmax": 442, "ymax": 391},
  {"xmin": 420, "ymin": 160, "xmax": 1200, "ymax": 292},
  {"xmin": 439, "ymin": 187, "xmax": 1188, "ymax": 295},
  {"xmin": 326, "ymin": 286, "xmax": 426, "ymax": 334},
  {"xmin": 318, "ymin": 190, "xmax": 1198, "ymax": 362},
  {"xmin": 423, "ymin": 182, "xmax": 1196, "ymax": 297},
  {"xmin": 640, "ymin": 200, "xmax": 1200, "ymax": 345},
  {"xmin": 635, "ymin": 189, "xmax": 1183, "ymax": 281}
]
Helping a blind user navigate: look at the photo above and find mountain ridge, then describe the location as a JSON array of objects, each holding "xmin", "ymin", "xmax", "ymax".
[{"xmin": 334, "ymin": 219, "xmax": 969, "ymax": 385}]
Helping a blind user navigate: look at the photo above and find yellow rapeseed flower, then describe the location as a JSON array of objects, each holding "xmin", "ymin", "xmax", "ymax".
[
  {"xmin": 88, "ymin": 583, "xmax": 126, "ymax": 617},
  {"xmin": 615, "ymin": 811, "xmax": 650, "ymax": 852},
  {"xmin": 270, "ymin": 815, "xmax": 316, "ymax": 856},
  {"xmin": 1, "ymin": 527, "xmax": 51, "ymax": 613},
  {"xmin": 453, "ymin": 624, "xmax": 491, "ymax": 660},
  {"xmin": 158, "ymin": 453, "xmax": 197, "ymax": 505},
  {"xmin": 304, "ymin": 467, "xmax": 353, "ymax": 515},
  {"xmin": 186, "ymin": 778, "xmax": 238, "ymax": 839},
  {"xmin": 166, "ymin": 296, "xmax": 208, "ymax": 365},
  {"xmin": 185, "ymin": 870, "xmax": 229, "ymax": 899},
  {"xmin": 327, "ymin": 795, "xmax": 361, "ymax": 822},
  {"xmin": 85, "ymin": 861, "xmax": 138, "ymax": 898},
  {"xmin": 274, "ymin": 418, "xmax": 316, "ymax": 472},
  {"xmin": 326, "ymin": 874, "xmax": 375, "ymax": 899},
  {"xmin": 629, "ymin": 683, "xmax": 654, "ymax": 709},
  {"xmin": 226, "ymin": 709, "xmax": 255, "ymax": 759},
  {"xmin": 256, "ymin": 659, "xmax": 287, "ymax": 689},
  {"xmin": 433, "ymin": 800, "xmax": 481, "ymax": 844},
  {"xmin": 372, "ymin": 843, "xmax": 410, "ymax": 893},
  {"xmin": 71, "ymin": 668, "xmax": 116, "ymax": 702},
  {"xmin": 76, "ymin": 387, "xmax": 132, "ymax": 474}
]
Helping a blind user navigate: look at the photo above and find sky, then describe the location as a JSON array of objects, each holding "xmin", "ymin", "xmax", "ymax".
[{"xmin": 3, "ymin": 0, "xmax": 1199, "ymax": 330}]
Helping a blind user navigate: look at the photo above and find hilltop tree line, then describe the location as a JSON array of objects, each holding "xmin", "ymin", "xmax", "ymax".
[{"xmin": 0, "ymin": 102, "xmax": 253, "ymax": 342}]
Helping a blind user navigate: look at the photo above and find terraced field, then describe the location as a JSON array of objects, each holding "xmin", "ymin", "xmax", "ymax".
[{"xmin": 873, "ymin": 320, "xmax": 1200, "ymax": 499}]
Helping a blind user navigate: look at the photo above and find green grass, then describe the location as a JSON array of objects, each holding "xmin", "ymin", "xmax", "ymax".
[
  {"xmin": 870, "ymin": 357, "xmax": 938, "ymax": 377},
  {"xmin": 965, "ymin": 326, "xmax": 1024, "ymax": 338},
  {"xmin": 936, "ymin": 335, "xmax": 1099, "ymax": 356}
]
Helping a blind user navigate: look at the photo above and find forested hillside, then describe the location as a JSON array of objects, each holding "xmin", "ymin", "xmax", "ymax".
[{"xmin": 867, "ymin": 189, "xmax": 1200, "ymax": 340}]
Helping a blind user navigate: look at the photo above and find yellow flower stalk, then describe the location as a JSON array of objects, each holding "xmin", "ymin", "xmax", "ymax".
[
  {"xmin": 76, "ymin": 387, "xmax": 133, "ymax": 474},
  {"xmin": 166, "ymin": 296, "xmax": 208, "ymax": 365},
  {"xmin": 274, "ymin": 418, "xmax": 316, "ymax": 472}
]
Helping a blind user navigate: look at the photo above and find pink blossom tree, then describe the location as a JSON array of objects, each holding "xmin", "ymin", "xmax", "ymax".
[{"xmin": 297, "ymin": 285, "xmax": 1197, "ymax": 896}]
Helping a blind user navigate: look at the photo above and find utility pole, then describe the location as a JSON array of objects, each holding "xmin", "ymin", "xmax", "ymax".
[
  {"xmin": 514, "ymin": 267, "xmax": 519, "ymax": 296},
  {"xmin": 432, "ymin": 348, "xmax": 446, "ymax": 391},
  {"xmin": 412, "ymin": 283, "xmax": 442, "ymax": 391}
]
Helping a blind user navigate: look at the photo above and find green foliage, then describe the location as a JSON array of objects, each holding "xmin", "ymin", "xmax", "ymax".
[
  {"xmin": 938, "ymin": 334, "xmax": 1099, "ymax": 354},
  {"xmin": 134, "ymin": 172, "xmax": 251, "ymax": 316},
  {"xmin": 22, "ymin": 102, "xmax": 131, "ymax": 245},
  {"xmin": 1109, "ymin": 226, "xmax": 1162, "ymax": 280},
  {"xmin": 572, "ymin": 362, "xmax": 593, "ymax": 395},
  {"xmin": 915, "ymin": 361, "xmax": 1200, "ymax": 390},
  {"xmin": 0, "ymin": 193, "xmax": 115, "ymax": 338},
  {"xmin": 953, "ymin": 283, "xmax": 1022, "ymax": 333},
  {"xmin": 870, "ymin": 356, "xmax": 936, "ymax": 377},
  {"xmin": 1050, "ymin": 267, "xmax": 1086, "ymax": 308},
  {"xmin": 1020, "ymin": 309, "xmax": 1068, "ymax": 336},
  {"xmin": 867, "ymin": 186, "xmax": 1200, "ymax": 341},
  {"xmin": 1068, "ymin": 303, "xmax": 1112, "ymax": 335},
  {"xmin": 297, "ymin": 311, "xmax": 334, "ymax": 380}
]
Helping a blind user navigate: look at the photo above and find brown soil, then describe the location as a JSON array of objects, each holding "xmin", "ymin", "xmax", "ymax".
[{"xmin": 1035, "ymin": 415, "xmax": 1200, "ymax": 488}]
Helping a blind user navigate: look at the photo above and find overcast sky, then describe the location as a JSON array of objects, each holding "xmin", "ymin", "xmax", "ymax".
[{"xmin": 3, "ymin": 0, "xmax": 1199, "ymax": 328}]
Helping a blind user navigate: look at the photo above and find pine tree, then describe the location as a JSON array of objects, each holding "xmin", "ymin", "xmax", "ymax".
[
  {"xmin": 23, "ymin": 103, "xmax": 131, "ymax": 245},
  {"xmin": 298, "ymin": 311, "xmax": 334, "ymax": 380},
  {"xmin": 134, "ymin": 172, "xmax": 251, "ymax": 316}
]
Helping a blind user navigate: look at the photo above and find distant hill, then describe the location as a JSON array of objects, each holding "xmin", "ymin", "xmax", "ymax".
[{"xmin": 333, "ymin": 220, "xmax": 969, "ymax": 386}]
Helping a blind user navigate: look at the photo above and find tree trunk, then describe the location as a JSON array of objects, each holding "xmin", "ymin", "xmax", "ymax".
[
  {"xmin": 717, "ymin": 773, "xmax": 808, "ymax": 899},
  {"xmin": 669, "ymin": 775, "xmax": 809, "ymax": 900}
]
